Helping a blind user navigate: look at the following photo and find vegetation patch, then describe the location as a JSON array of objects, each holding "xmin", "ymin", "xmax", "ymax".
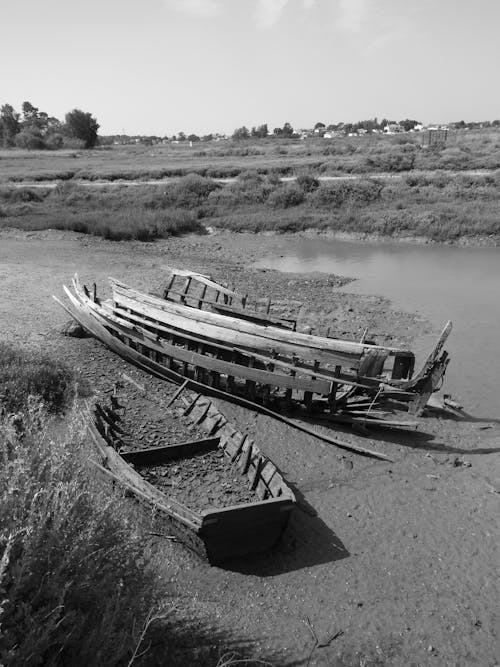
[{"xmin": 0, "ymin": 343, "xmax": 80, "ymax": 415}]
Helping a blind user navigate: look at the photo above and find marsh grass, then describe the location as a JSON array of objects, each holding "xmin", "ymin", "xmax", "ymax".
[
  {"xmin": 0, "ymin": 404, "xmax": 163, "ymax": 666},
  {"xmin": 1, "ymin": 131, "xmax": 500, "ymax": 243},
  {"xmin": 0, "ymin": 342, "xmax": 81, "ymax": 415},
  {"xmin": 0, "ymin": 345, "xmax": 164, "ymax": 665}
]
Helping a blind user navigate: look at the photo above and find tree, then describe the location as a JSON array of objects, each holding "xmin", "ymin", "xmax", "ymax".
[
  {"xmin": 282, "ymin": 122, "xmax": 294, "ymax": 138},
  {"xmin": 251, "ymin": 123, "xmax": 268, "ymax": 139},
  {"xmin": 1, "ymin": 104, "xmax": 20, "ymax": 147},
  {"xmin": 399, "ymin": 119, "xmax": 421, "ymax": 132},
  {"xmin": 314, "ymin": 122, "xmax": 326, "ymax": 130},
  {"xmin": 187, "ymin": 134, "xmax": 200, "ymax": 142},
  {"xmin": 232, "ymin": 126, "xmax": 250, "ymax": 141},
  {"xmin": 65, "ymin": 109, "xmax": 99, "ymax": 148}
]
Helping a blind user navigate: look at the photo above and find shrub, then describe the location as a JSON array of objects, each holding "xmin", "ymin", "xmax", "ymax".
[
  {"xmin": 45, "ymin": 133, "xmax": 64, "ymax": 150},
  {"xmin": 14, "ymin": 130, "xmax": 46, "ymax": 150},
  {"xmin": 267, "ymin": 184, "xmax": 305, "ymax": 208},
  {"xmin": 163, "ymin": 174, "xmax": 220, "ymax": 208},
  {"xmin": 0, "ymin": 343, "xmax": 79, "ymax": 415},
  {"xmin": 365, "ymin": 146, "xmax": 416, "ymax": 171},
  {"xmin": 237, "ymin": 170, "xmax": 263, "ymax": 183},
  {"xmin": 311, "ymin": 179, "xmax": 382, "ymax": 208},
  {"xmin": 296, "ymin": 173, "xmax": 319, "ymax": 193},
  {"xmin": 0, "ymin": 187, "xmax": 47, "ymax": 204}
]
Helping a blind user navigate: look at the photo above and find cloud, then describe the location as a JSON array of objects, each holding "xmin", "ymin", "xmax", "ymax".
[
  {"xmin": 302, "ymin": 0, "xmax": 316, "ymax": 9},
  {"xmin": 167, "ymin": 0, "xmax": 221, "ymax": 19},
  {"xmin": 254, "ymin": 0, "xmax": 289, "ymax": 29},
  {"xmin": 336, "ymin": 0, "xmax": 367, "ymax": 32}
]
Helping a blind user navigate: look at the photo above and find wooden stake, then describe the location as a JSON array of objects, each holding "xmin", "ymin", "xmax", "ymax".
[{"xmin": 164, "ymin": 379, "xmax": 189, "ymax": 409}]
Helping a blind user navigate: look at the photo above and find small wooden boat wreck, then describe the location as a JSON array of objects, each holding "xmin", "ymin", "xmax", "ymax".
[
  {"xmin": 88, "ymin": 391, "xmax": 296, "ymax": 563},
  {"xmin": 55, "ymin": 272, "xmax": 450, "ymax": 429}
]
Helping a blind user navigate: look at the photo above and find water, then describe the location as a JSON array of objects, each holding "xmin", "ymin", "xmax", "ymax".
[{"xmin": 255, "ymin": 239, "xmax": 500, "ymax": 417}]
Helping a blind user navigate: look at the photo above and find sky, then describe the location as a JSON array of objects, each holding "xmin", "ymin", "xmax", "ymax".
[{"xmin": 1, "ymin": 0, "xmax": 499, "ymax": 136}]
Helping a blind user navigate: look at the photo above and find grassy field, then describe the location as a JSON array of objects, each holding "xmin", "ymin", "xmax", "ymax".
[
  {"xmin": 1, "ymin": 130, "xmax": 500, "ymax": 243},
  {"xmin": 1, "ymin": 130, "xmax": 500, "ymax": 183}
]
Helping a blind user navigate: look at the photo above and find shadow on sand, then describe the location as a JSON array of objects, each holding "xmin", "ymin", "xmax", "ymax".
[{"xmin": 306, "ymin": 414, "xmax": 500, "ymax": 457}]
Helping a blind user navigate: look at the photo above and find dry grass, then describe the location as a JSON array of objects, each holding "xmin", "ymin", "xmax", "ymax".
[{"xmin": 0, "ymin": 344, "xmax": 163, "ymax": 665}]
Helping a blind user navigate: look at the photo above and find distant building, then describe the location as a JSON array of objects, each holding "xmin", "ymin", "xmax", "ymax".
[{"xmin": 383, "ymin": 123, "xmax": 404, "ymax": 134}]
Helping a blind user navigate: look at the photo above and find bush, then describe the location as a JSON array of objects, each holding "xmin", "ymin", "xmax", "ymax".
[
  {"xmin": 14, "ymin": 130, "xmax": 46, "ymax": 150},
  {"xmin": 0, "ymin": 343, "xmax": 79, "ymax": 415},
  {"xmin": 267, "ymin": 184, "xmax": 305, "ymax": 208},
  {"xmin": 311, "ymin": 179, "xmax": 382, "ymax": 208},
  {"xmin": 163, "ymin": 174, "xmax": 220, "ymax": 208},
  {"xmin": 365, "ymin": 146, "xmax": 416, "ymax": 172},
  {"xmin": 45, "ymin": 133, "xmax": 64, "ymax": 150},
  {"xmin": 296, "ymin": 173, "xmax": 319, "ymax": 193},
  {"xmin": 0, "ymin": 187, "xmax": 47, "ymax": 204}
]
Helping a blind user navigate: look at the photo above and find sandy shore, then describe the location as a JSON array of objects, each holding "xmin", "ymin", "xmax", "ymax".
[{"xmin": 1, "ymin": 228, "xmax": 499, "ymax": 666}]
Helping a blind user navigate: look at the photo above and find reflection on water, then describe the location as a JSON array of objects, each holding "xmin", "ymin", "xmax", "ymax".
[{"xmin": 255, "ymin": 239, "xmax": 500, "ymax": 416}]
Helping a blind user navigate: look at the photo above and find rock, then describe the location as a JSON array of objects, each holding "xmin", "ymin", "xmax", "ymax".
[{"xmin": 60, "ymin": 319, "xmax": 89, "ymax": 338}]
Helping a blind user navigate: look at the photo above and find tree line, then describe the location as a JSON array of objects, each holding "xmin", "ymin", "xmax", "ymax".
[
  {"xmin": 0, "ymin": 101, "xmax": 99, "ymax": 149},
  {"xmin": 232, "ymin": 118, "xmax": 500, "ymax": 140}
]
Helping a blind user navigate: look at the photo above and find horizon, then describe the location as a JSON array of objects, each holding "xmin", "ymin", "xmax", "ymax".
[{"xmin": 2, "ymin": 0, "xmax": 499, "ymax": 136}]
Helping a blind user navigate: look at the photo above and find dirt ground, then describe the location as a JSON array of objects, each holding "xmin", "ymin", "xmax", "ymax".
[{"xmin": 1, "ymin": 228, "xmax": 499, "ymax": 666}]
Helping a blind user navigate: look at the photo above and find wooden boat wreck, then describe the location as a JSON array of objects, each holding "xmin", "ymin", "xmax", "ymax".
[
  {"xmin": 88, "ymin": 390, "xmax": 296, "ymax": 563},
  {"xmin": 55, "ymin": 272, "xmax": 451, "ymax": 430}
]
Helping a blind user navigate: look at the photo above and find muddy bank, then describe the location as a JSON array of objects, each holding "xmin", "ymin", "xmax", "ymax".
[{"xmin": 1, "ymin": 229, "xmax": 499, "ymax": 666}]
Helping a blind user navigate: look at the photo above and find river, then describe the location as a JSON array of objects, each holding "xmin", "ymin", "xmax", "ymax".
[{"xmin": 255, "ymin": 239, "xmax": 500, "ymax": 417}]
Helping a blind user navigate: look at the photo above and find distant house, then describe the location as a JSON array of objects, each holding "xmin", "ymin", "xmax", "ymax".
[{"xmin": 383, "ymin": 123, "xmax": 403, "ymax": 134}]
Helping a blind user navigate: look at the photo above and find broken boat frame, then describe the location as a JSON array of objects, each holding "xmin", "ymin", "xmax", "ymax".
[{"xmin": 55, "ymin": 273, "xmax": 451, "ymax": 430}]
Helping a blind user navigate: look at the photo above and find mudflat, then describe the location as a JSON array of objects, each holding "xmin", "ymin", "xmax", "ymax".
[{"xmin": 1, "ymin": 228, "xmax": 499, "ymax": 666}]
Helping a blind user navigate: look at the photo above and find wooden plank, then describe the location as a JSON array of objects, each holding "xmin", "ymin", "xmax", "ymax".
[
  {"xmin": 201, "ymin": 497, "xmax": 293, "ymax": 525},
  {"xmin": 212, "ymin": 302, "xmax": 296, "ymax": 329},
  {"xmin": 111, "ymin": 278, "xmax": 411, "ymax": 358},
  {"xmin": 112, "ymin": 289, "xmax": 360, "ymax": 368},
  {"xmin": 104, "ymin": 302, "xmax": 372, "ymax": 390},
  {"xmin": 98, "ymin": 306, "xmax": 334, "ymax": 394},
  {"xmin": 122, "ymin": 437, "xmax": 220, "ymax": 465},
  {"xmin": 230, "ymin": 433, "xmax": 246, "ymax": 462},
  {"xmin": 164, "ymin": 379, "xmax": 190, "ymax": 408},
  {"xmin": 239, "ymin": 441, "xmax": 253, "ymax": 474},
  {"xmin": 251, "ymin": 456, "xmax": 263, "ymax": 490},
  {"xmin": 160, "ymin": 267, "xmax": 240, "ymax": 299}
]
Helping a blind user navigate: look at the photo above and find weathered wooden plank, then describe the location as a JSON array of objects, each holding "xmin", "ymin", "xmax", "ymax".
[
  {"xmin": 98, "ymin": 306, "xmax": 335, "ymax": 394},
  {"xmin": 112, "ymin": 288, "xmax": 361, "ymax": 367},
  {"xmin": 161, "ymin": 267, "xmax": 240, "ymax": 299},
  {"xmin": 212, "ymin": 302, "xmax": 296, "ymax": 330},
  {"xmin": 121, "ymin": 437, "xmax": 220, "ymax": 465},
  {"xmin": 111, "ymin": 277, "xmax": 410, "ymax": 358}
]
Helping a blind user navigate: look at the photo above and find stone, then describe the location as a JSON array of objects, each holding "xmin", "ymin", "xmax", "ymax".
[{"xmin": 60, "ymin": 319, "xmax": 89, "ymax": 338}]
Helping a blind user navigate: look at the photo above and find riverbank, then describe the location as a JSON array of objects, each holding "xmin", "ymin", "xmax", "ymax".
[{"xmin": 1, "ymin": 228, "xmax": 499, "ymax": 665}]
